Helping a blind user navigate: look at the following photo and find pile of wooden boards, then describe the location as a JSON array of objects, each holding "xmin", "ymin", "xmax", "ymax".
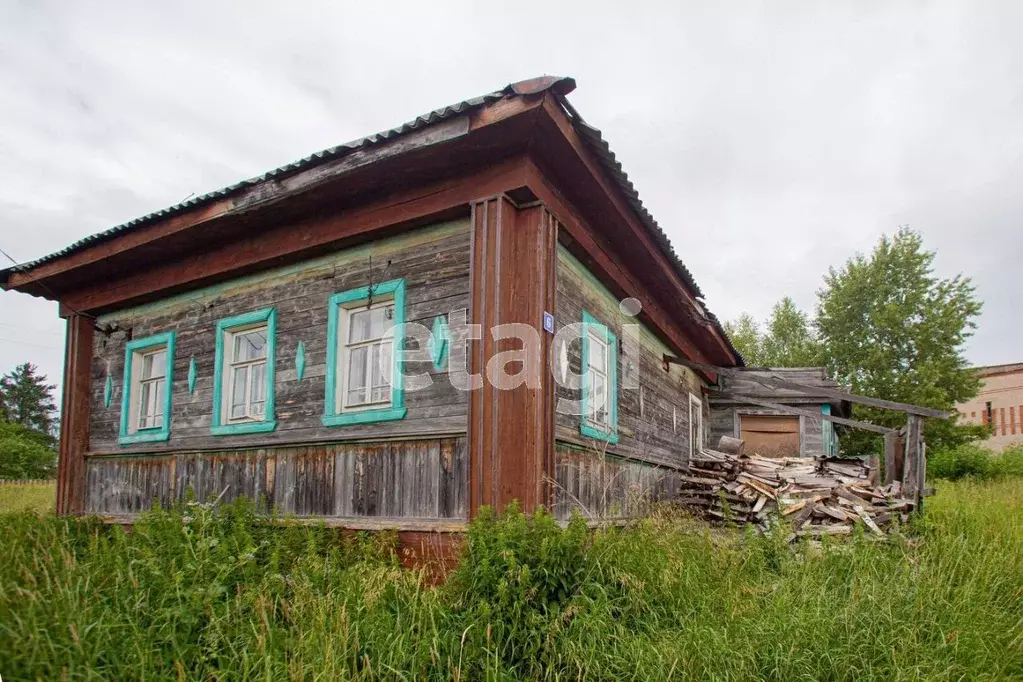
[{"xmin": 681, "ymin": 447, "xmax": 914, "ymax": 539}]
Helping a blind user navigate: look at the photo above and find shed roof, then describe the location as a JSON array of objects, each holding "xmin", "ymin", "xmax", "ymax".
[{"xmin": 715, "ymin": 367, "xmax": 852, "ymax": 416}]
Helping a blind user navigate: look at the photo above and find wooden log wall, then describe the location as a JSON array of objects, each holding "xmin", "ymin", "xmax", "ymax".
[
  {"xmin": 85, "ymin": 437, "xmax": 468, "ymax": 521},
  {"xmin": 553, "ymin": 245, "xmax": 707, "ymax": 469},
  {"xmin": 552, "ymin": 445, "xmax": 684, "ymax": 520},
  {"xmin": 88, "ymin": 220, "xmax": 471, "ymax": 452}
]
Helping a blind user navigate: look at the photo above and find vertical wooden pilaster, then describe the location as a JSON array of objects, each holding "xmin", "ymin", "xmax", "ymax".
[
  {"xmin": 903, "ymin": 414, "xmax": 923, "ymax": 505},
  {"xmin": 468, "ymin": 195, "xmax": 557, "ymax": 517},
  {"xmin": 56, "ymin": 313, "xmax": 94, "ymax": 515}
]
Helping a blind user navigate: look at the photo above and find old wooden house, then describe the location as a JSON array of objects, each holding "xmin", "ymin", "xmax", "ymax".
[
  {"xmin": 708, "ymin": 368, "xmax": 852, "ymax": 458},
  {"xmin": 1, "ymin": 76, "xmax": 743, "ymax": 560}
]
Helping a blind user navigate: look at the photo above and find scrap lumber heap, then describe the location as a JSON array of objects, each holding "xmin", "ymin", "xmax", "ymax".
[{"xmin": 681, "ymin": 438, "xmax": 914, "ymax": 539}]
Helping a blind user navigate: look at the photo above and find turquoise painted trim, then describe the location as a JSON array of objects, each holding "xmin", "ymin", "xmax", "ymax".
[
  {"xmin": 187, "ymin": 356, "xmax": 197, "ymax": 394},
  {"xmin": 118, "ymin": 332, "xmax": 175, "ymax": 446},
  {"xmin": 211, "ymin": 307, "xmax": 277, "ymax": 436},
  {"xmin": 323, "ymin": 278, "xmax": 407, "ymax": 428},
  {"xmin": 210, "ymin": 420, "xmax": 278, "ymax": 437},
  {"xmin": 321, "ymin": 406, "xmax": 408, "ymax": 428},
  {"xmin": 296, "ymin": 341, "xmax": 307, "ymax": 380},
  {"xmin": 822, "ymin": 403, "xmax": 835, "ymax": 457},
  {"xmin": 430, "ymin": 315, "xmax": 450, "ymax": 370},
  {"xmin": 103, "ymin": 373, "xmax": 113, "ymax": 408},
  {"xmin": 579, "ymin": 310, "xmax": 619, "ymax": 444}
]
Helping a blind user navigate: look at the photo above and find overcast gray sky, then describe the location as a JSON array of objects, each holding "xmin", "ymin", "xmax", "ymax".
[{"xmin": 1, "ymin": 1, "xmax": 1020, "ymax": 396}]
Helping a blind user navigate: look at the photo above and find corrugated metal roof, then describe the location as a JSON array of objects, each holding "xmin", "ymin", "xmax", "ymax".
[
  {"xmin": 554, "ymin": 95, "xmax": 742, "ymax": 363},
  {"xmin": 555, "ymin": 96, "xmax": 703, "ymax": 299},
  {"xmin": 2, "ymin": 88, "xmax": 508, "ymax": 274},
  {"xmin": 2, "ymin": 76, "xmax": 740, "ymax": 362}
]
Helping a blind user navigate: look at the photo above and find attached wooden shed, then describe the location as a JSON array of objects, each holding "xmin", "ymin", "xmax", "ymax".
[{"xmin": 708, "ymin": 368, "xmax": 852, "ymax": 458}]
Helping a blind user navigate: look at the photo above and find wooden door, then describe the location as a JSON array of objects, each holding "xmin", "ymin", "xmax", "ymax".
[{"xmin": 739, "ymin": 414, "xmax": 801, "ymax": 458}]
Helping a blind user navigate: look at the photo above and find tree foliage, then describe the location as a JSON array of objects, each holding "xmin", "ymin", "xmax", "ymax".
[
  {"xmin": 725, "ymin": 227, "xmax": 984, "ymax": 457},
  {"xmin": 723, "ymin": 298, "xmax": 822, "ymax": 368},
  {"xmin": 1, "ymin": 363, "xmax": 57, "ymax": 436},
  {"xmin": 761, "ymin": 297, "xmax": 823, "ymax": 368},
  {"xmin": 0, "ymin": 421, "xmax": 57, "ymax": 479},
  {"xmin": 816, "ymin": 227, "xmax": 984, "ymax": 455},
  {"xmin": 723, "ymin": 313, "xmax": 764, "ymax": 366},
  {"xmin": 0, "ymin": 363, "xmax": 58, "ymax": 479}
]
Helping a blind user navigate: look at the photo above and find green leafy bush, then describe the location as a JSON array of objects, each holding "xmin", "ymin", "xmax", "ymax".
[
  {"xmin": 929, "ymin": 442, "xmax": 1023, "ymax": 480},
  {"xmin": 0, "ymin": 420, "xmax": 57, "ymax": 479},
  {"xmin": 444, "ymin": 503, "xmax": 593, "ymax": 676}
]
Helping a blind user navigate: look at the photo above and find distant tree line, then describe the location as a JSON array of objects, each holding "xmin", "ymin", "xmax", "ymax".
[
  {"xmin": 724, "ymin": 227, "xmax": 986, "ymax": 457},
  {"xmin": 0, "ymin": 363, "xmax": 58, "ymax": 479}
]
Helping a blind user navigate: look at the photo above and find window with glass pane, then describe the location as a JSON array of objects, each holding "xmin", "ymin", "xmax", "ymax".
[
  {"xmin": 586, "ymin": 331, "xmax": 609, "ymax": 426},
  {"xmin": 226, "ymin": 326, "xmax": 268, "ymax": 421},
  {"xmin": 342, "ymin": 302, "xmax": 394, "ymax": 410},
  {"xmin": 137, "ymin": 348, "xmax": 166, "ymax": 429},
  {"xmin": 689, "ymin": 395, "xmax": 703, "ymax": 456}
]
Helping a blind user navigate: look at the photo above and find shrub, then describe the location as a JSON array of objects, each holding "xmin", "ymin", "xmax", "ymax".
[
  {"xmin": 0, "ymin": 421, "xmax": 57, "ymax": 479},
  {"xmin": 929, "ymin": 442, "xmax": 1023, "ymax": 480},
  {"xmin": 443, "ymin": 503, "xmax": 592, "ymax": 676},
  {"xmin": 998, "ymin": 444, "xmax": 1023, "ymax": 477}
]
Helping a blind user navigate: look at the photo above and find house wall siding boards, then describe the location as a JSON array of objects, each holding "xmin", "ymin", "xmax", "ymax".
[
  {"xmin": 553, "ymin": 245, "xmax": 707, "ymax": 470},
  {"xmin": 88, "ymin": 219, "xmax": 471, "ymax": 453},
  {"xmin": 553, "ymin": 444, "xmax": 685, "ymax": 520},
  {"xmin": 84, "ymin": 437, "xmax": 468, "ymax": 521}
]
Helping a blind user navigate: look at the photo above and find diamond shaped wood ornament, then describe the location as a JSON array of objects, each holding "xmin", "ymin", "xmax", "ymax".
[
  {"xmin": 188, "ymin": 356, "xmax": 197, "ymax": 394},
  {"xmin": 429, "ymin": 315, "xmax": 450, "ymax": 370},
  {"xmin": 296, "ymin": 341, "xmax": 306, "ymax": 380}
]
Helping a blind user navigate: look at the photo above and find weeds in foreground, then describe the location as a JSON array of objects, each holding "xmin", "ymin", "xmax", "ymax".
[{"xmin": 1, "ymin": 480, "xmax": 1021, "ymax": 681}]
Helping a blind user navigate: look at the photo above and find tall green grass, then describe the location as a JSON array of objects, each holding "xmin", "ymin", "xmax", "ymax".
[{"xmin": 1, "ymin": 480, "xmax": 1021, "ymax": 681}]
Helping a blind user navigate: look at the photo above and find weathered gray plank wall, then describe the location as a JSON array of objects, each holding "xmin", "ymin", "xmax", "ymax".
[
  {"xmin": 708, "ymin": 368, "xmax": 842, "ymax": 458},
  {"xmin": 85, "ymin": 437, "xmax": 468, "ymax": 520},
  {"xmin": 552, "ymin": 446, "xmax": 684, "ymax": 520},
  {"xmin": 553, "ymin": 245, "xmax": 707, "ymax": 468},
  {"xmin": 89, "ymin": 220, "xmax": 471, "ymax": 452},
  {"xmin": 708, "ymin": 405, "xmax": 826, "ymax": 458}
]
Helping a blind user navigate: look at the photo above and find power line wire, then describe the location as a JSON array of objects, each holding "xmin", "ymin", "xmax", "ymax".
[{"xmin": 0, "ymin": 242, "xmax": 93, "ymax": 321}]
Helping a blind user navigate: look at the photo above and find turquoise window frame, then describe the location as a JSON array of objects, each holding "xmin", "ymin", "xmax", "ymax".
[
  {"xmin": 580, "ymin": 310, "xmax": 619, "ymax": 443},
  {"xmin": 211, "ymin": 307, "xmax": 278, "ymax": 436},
  {"xmin": 322, "ymin": 278, "xmax": 408, "ymax": 427},
  {"xmin": 119, "ymin": 332, "xmax": 175, "ymax": 445}
]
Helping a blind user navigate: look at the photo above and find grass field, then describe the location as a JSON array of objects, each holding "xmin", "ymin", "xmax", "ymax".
[
  {"xmin": 0, "ymin": 481, "xmax": 54, "ymax": 514},
  {"xmin": 1, "ymin": 478, "xmax": 1020, "ymax": 681}
]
